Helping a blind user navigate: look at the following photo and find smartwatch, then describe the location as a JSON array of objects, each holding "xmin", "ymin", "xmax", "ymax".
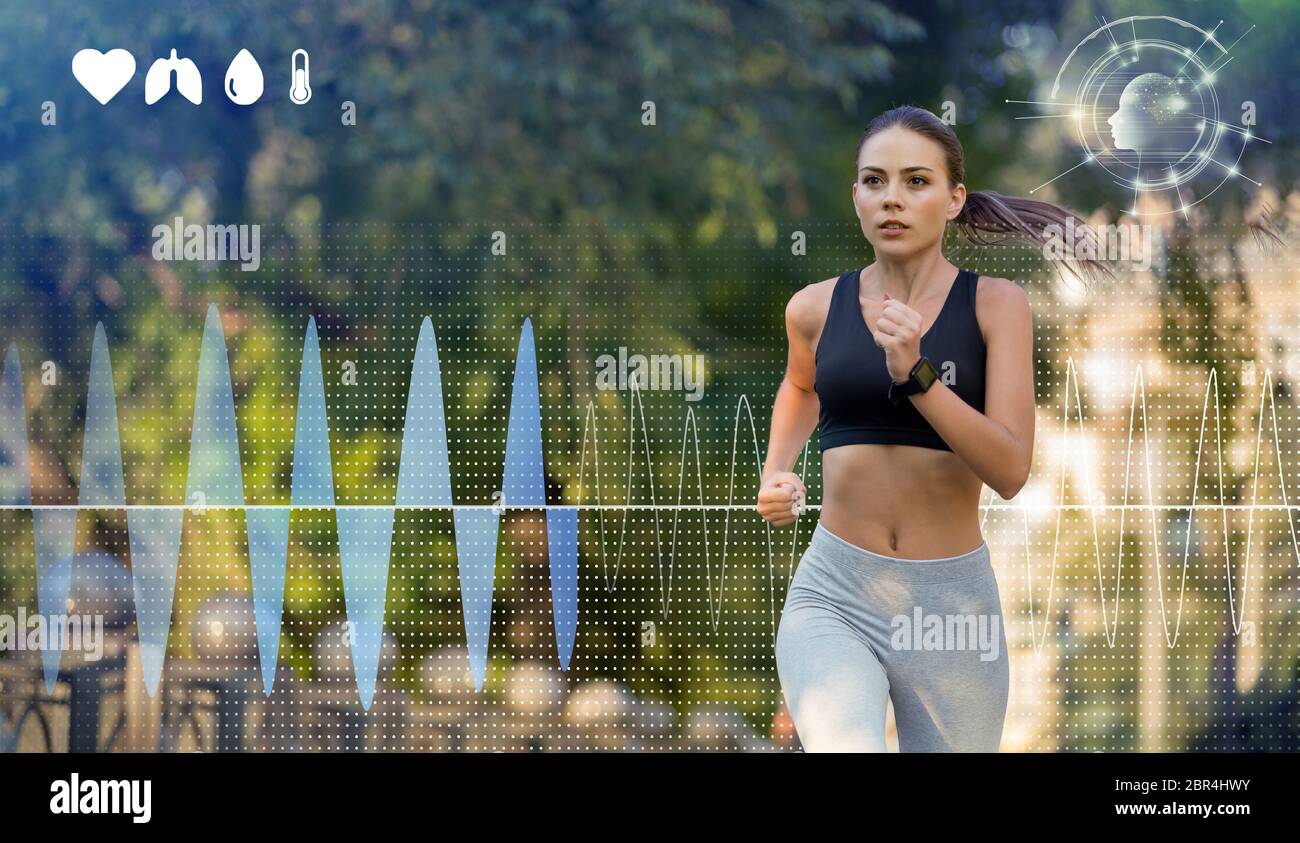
[{"xmin": 888, "ymin": 356, "xmax": 939, "ymax": 405}]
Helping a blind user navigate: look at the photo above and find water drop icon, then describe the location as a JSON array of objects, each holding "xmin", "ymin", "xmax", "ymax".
[{"xmin": 224, "ymin": 49, "xmax": 263, "ymax": 105}]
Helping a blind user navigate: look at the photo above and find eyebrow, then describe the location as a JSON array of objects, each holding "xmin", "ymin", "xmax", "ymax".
[{"xmin": 858, "ymin": 165, "xmax": 935, "ymax": 174}]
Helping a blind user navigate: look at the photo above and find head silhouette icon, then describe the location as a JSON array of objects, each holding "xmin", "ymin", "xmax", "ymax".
[{"xmin": 1107, "ymin": 72, "xmax": 1199, "ymax": 156}]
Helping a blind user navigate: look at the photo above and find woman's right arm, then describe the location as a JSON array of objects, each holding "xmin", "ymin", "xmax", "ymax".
[{"xmin": 757, "ymin": 285, "xmax": 823, "ymax": 526}]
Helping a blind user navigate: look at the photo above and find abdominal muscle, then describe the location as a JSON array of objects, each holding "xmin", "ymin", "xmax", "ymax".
[{"xmin": 818, "ymin": 443, "xmax": 985, "ymax": 560}]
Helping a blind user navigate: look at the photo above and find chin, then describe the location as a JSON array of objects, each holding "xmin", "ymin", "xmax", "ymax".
[{"xmin": 868, "ymin": 236, "xmax": 929, "ymax": 257}]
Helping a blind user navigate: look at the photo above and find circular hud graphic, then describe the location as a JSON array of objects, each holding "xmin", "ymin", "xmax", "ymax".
[{"xmin": 1031, "ymin": 15, "xmax": 1263, "ymax": 217}]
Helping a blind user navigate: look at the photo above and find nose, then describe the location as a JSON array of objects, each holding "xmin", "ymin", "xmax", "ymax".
[{"xmin": 882, "ymin": 182, "xmax": 904, "ymax": 210}]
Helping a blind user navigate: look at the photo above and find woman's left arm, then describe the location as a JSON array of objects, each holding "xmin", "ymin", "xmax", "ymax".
[{"xmin": 906, "ymin": 277, "xmax": 1036, "ymax": 499}]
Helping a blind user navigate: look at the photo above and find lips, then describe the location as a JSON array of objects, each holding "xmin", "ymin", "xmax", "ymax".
[{"xmin": 879, "ymin": 219, "xmax": 909, "ymax": 230}]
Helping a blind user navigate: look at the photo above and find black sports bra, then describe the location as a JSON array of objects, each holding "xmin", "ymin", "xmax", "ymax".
[{"xmin": 814, "ymin": 266, "xmax": 986, "ymax": 452}]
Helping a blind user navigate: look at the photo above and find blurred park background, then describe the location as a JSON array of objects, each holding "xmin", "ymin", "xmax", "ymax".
[{"xmin": 1, "ymin": 0, "xmax": 1300, "ymax": 751}]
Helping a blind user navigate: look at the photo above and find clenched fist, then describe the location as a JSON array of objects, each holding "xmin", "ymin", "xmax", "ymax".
[
  {"xmin": 870, "ymin": 292, "xmax": 923, "ymax": 383},
  {"xmin": 756, "ymin": 471, "xmax": 807, "ymax": 527}
]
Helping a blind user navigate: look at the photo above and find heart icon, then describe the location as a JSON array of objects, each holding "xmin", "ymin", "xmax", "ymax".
[{"xmin": 72, "ymin": 49, "xmax": 136, "ymax": 105}]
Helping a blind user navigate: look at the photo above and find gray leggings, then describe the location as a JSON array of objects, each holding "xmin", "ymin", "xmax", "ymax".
[{"xmin": 775, "ymin": 522, "xmax": 1008, "ymax": 752}]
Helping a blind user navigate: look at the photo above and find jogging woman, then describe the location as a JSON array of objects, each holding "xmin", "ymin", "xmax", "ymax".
[{"xmin": 760, "ymin": 104, "xmax": 1105, "ymax": 752}]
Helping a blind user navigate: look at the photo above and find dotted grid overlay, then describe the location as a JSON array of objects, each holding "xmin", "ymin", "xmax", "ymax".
[{"xmin": 0, "ymin": 221, "xmax": 1295, "ymax": 752}]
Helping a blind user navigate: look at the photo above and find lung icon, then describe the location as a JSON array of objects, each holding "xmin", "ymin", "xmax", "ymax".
[{"xmin": 145, "ymin": 49, "xmax": 202, "ymax": 105}]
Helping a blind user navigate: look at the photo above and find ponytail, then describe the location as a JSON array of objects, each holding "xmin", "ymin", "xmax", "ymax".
[{"xmin": 953, "ymin": 189, "xmax": 1116, "ymax": 285}]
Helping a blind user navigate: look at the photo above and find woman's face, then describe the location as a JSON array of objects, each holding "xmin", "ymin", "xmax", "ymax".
[{"xmin": 852, "ymin": 126, "xmax": 965, "ymax": 258}]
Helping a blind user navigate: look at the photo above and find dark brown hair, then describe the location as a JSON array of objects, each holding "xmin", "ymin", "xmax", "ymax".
[{"xmin": 856, "ymin": 105, "xmax": 1116, "ymax": 286}]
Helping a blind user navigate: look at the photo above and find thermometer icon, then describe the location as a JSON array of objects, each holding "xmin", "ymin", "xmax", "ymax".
[{"xmin": 289, "ymin": 49, "xmax": 312, "ymax": 104}]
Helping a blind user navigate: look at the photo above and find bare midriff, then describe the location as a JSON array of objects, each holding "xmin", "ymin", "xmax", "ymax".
[{"xmin": 818, "ymin": 442, "xmax": 985, "ymax": 559}]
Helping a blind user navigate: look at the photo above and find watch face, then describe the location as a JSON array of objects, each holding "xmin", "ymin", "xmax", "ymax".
[{"xmin": 914, "ymin": 357, "xmax": 939, "ymax": 389}]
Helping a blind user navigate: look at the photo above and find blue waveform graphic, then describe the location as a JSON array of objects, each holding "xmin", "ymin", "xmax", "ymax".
[
  {"xmin": 12, "ymin": 308, "xmax": 1293, "ymax": 710},
  {"xmin": 0, "ymin": 306, "xmax": 576, "ymax": 709}
]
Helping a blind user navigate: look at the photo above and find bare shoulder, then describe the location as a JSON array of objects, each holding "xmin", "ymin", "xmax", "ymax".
[
  {"xmin": 973, "ymin": 274, "xmax": 1031, "ymax": 344},
  {"xmin": 785, "ymin": 275, "xmax": 840, "ymax": 343}
]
